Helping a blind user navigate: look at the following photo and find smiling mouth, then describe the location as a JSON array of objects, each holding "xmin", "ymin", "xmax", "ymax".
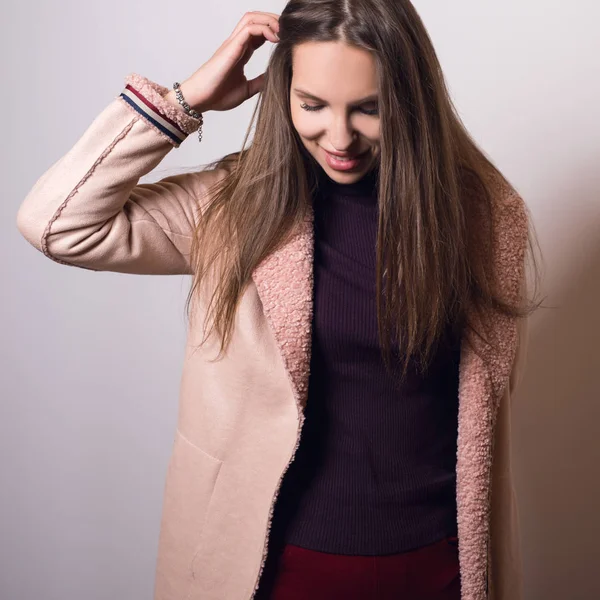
[{"xmin": 323, "ymin": 148, "xmax": 369, "ymax": 160}]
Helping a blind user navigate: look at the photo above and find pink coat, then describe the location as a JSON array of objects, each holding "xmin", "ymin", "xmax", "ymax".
[{"xmin": 16, "ymin": 73, "xmax": 530, "ymax": 600}]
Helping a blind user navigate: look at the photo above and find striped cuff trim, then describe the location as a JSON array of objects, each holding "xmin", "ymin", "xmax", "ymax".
[{"xmin": 120, "ymin": 84, "xmax": 187, "ymax": 145}]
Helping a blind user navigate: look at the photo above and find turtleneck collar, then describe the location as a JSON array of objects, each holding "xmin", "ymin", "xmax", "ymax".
[{"xmin": 316, "ymin": 162, "xmax": 380, "ymax": 203}]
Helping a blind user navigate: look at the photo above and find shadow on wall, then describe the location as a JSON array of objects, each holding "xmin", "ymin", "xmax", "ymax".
[{"xmin": 513, "ymin": 210, "xmax": 600, "ymax": 600}]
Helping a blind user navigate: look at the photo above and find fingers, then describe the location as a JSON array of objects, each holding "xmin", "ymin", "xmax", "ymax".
[
  {"xmin": 229, "ymin": 11, "xmax": 280, "ymax": 40},
  {"xmin": 232, "ymin": 22, "xmax": 279, "ymax": 55}
]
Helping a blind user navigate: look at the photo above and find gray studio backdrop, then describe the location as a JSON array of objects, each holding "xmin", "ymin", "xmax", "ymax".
[{"xmin": 3, "ymin": 1, "xmax": 600, "ymax": 599}]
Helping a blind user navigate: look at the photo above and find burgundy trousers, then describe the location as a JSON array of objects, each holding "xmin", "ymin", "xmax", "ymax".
[{"xmin": 254, "ymin": 535, "xmax": 461, "ymax": 600}]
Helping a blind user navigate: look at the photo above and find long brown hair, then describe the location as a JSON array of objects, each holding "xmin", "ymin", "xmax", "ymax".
[{"xmin": 183, "ymin": 0, "xmax": 545, "ymax": 384}]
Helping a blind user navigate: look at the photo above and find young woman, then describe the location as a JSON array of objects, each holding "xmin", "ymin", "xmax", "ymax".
[{"xmin": 16, "ymin": 1, "xmax": 543, "ymax": 599}]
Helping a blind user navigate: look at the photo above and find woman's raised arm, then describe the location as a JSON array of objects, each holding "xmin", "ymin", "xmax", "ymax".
[
  {"xmin": 16, "ymin": 73, "xmax": 212, "ymax": 275},
  {"xmin": 16, "ymin": 11, "xmax": 280, "ymax": 275}
]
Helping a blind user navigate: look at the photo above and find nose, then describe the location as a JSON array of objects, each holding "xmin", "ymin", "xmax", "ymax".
[{"xmin": 328, "ymin": 115, "xmax": 359, "ymax": 151}]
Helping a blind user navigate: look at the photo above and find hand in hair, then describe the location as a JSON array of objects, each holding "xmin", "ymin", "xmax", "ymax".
[{"xmin": 165, "ymin": 11, "xmax": 280, "ymax": 115}]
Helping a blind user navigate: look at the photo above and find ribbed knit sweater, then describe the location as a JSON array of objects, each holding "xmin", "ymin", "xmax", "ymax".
[{"xmin": 266, "ymin": 164, "xmax": 462, "ymax": 557}]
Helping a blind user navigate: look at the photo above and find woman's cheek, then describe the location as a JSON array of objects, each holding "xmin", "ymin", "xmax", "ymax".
[{"xmin": 291, "ymin": 111, "xmax": 321, "ymax": 139}]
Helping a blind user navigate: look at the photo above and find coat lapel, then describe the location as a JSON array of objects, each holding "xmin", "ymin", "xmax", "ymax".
[
  {"xmin": 251, "ymin": 206, "xmax": 315, "ymax": 413},
  {"xmin": 251, "ymin": 175, "xmax": 528, "ymax": 600}
]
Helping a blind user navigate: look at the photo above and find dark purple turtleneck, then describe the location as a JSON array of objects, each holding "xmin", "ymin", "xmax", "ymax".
[{"xmin": 264, "ymin": 163, "xmax": 461, "ymax": 560}]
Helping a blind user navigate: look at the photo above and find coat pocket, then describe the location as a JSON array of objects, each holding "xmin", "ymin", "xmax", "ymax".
[{"xmin": 154, "ymin": 429, "xmax": 223, "ymax": 599}]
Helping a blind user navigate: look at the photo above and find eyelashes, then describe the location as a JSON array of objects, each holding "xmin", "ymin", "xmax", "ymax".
[{"xmin": 299, "ymin": 102, "xmax": 379, "ymax": 116}]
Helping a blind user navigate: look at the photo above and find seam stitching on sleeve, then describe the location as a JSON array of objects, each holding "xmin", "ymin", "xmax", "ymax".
[{"xmin": 41, "ymin": 117, "xmax": 139, "ymax": 266}]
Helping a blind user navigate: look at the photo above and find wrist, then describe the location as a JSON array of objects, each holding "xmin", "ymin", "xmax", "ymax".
[
  {"xmin": 163, "ymin": 80, "xmax": 208, "ymax": 115},
  {"xmin": 124, "ymin": 72, "xmax": 202, "ymax": 138}
]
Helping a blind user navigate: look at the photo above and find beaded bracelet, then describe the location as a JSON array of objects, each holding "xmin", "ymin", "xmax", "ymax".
[{"xmin": 173, "ymin": 81, "xmax": 204, "ymax": 142}]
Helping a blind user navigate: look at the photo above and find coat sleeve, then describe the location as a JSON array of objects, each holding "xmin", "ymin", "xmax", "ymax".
[{"xmin": 16, "ymin": 73, "xmax": 218, "ymax": 276}]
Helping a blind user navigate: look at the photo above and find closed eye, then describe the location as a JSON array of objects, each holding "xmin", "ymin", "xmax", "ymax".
[{"xmin": 300, "ymin": 103, "xmax": 379, "ymax": 117}]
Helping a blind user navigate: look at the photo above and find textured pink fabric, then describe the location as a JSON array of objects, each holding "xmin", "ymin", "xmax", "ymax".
[{"xmin": 123, "ymin": 72, "xmax": 203, "ymax": 136}]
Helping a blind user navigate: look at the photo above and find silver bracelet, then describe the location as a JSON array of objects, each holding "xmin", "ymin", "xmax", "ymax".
[{"xmin": 173, "ymin": 82, "xmax": 204, "ymax": 142}]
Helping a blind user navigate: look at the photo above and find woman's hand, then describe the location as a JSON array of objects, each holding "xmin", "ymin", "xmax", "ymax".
[{"xmin": 179, "ymin": 11, "xmax": 280, "ymax": 113}]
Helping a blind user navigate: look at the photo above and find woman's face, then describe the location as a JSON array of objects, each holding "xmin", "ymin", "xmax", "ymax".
[{"xmin": 290, "ymin": 41, "xmax": 381, "ymax": 183}]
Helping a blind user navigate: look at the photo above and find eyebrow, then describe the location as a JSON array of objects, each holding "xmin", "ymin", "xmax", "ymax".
[{"xmin": 292, "ymin": 88, "xmax": 379, "ymax": 105}]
